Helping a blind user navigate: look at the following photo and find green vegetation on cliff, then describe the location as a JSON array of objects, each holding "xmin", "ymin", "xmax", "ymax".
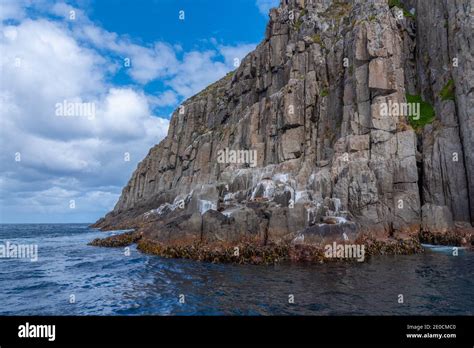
[
  {"xmin": 406, "ymin": 94, "xmax": 435, "ymax": 131},
  {"xmin": 388, "ymin": 0, "xmax": 415, "ymax": 19},
  {"xmin": 440, "ymin": 79, "xmax": 456, "ymax": 101}
]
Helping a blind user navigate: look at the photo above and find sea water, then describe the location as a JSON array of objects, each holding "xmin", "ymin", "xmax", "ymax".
[{"xmin": 0, "ymin": 224, "xmax": 472, "ymax": 315}]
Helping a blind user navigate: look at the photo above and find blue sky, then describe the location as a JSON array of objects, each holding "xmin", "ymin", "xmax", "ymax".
[{"xmin": 0, "ymin": 0, "xmax": 279, "ymax": 223}]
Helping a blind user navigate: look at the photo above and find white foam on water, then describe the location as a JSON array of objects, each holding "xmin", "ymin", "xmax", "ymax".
[{"xmin": 421, "ymin": 244, "xmax": 466, "ymax": 253}]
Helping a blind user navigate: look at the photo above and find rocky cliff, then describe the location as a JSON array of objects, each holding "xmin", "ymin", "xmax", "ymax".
[{"xmin": 92, "ymin": 0, "xmax": 473, "ymax": 260}]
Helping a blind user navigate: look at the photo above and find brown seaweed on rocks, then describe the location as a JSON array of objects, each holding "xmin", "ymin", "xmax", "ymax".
[
  {"xmin": 88, "ymin": 231, "xmax": 142, "ymax": 247},
  {"xmin": 86, "ymin": 232, "xmax": 430, "ymax": 265}
]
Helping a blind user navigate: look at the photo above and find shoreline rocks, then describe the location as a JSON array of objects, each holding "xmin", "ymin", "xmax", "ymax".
[
  {"xmin": 419, "ymin": 222, "xmax": 473, "ymax": 248},
  {"xmin": 88, "ymin": 230, "xmax": 435, "ymax": 265}
]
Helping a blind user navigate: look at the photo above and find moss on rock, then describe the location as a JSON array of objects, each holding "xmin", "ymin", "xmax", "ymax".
[
  {"xmin": 388, "ymin": 0, "xmax": 415, "ymax": 19},
  {"xmin": 440, "ymin": 79, "xmax": 455, "ymax": 101},
  {"xmin": 406, "ymin": 93, "xmax": 435, "ymax": 131}
]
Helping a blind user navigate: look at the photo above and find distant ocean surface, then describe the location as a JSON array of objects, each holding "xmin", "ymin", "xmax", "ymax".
[{"xmin": 0, "ymin": 223, "xmax": 473, "ymax": 315}]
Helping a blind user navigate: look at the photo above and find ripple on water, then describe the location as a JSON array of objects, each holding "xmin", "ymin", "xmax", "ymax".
[{"xmin": 0, "ymin": 224, "xmax": 473, "ymax": 315}]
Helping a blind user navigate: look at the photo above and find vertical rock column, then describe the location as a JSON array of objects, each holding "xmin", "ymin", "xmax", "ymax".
[
  {"xmin": 415, "ymin": 0, "xmax": 471, "ymax": 223},
  {"xmin": 337, "ymin": 3, "xmax": 421, "ymax": 237}
]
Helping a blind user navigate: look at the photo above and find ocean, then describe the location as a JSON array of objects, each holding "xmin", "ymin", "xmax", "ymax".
[{"xmin": 0, "ymin": 223, "xmax": 473, "ymax": 315}]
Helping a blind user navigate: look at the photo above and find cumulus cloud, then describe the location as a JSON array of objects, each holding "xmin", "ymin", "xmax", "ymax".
[
  {"xmin": 76, "ymin": 24, "xmax": 257, "ymax": 98},
  {"xmin": 78, "ymin": 24, "xmax": 180, "ymax": 84},
  {"xmin": 0, "ymin": 1, "xmax": 259, "ymax": 223},
  {"xmin": 167, "ymin": 50, "xmax": 228, "ymax": 98},
  {"xmin": 0, "ymin": 14, "xmax": 169, "ymax": 222},
  {"xmin": 0, "ymin": 0, "xmax": 28, "ymax": 21},
  {"xmin": 148, "ymin": 90, "xmax": 179, "ymax": 108}
]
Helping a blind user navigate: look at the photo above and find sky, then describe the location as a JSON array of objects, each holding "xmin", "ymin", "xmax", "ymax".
[{"xmin": 0, "ymin": 0, "xmax": 279, "ymax": 223}]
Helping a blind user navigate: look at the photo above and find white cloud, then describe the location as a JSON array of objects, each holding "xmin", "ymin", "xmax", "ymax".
[
  {"xmin": 166, "ymin": 43, "xmax": 257, "ymax": 99},
  {"xmin": 74, "ymin": 22, "xmax": 257, "ymax": 95},
  {"xmin": 149, "ymin": 90, "xmax": 179, "ymax": 108},
  {"xmin": 0, "ymin": 17, "xmax": 169, "ymax": 222},
  {"xmin": 127, "ymin": 42, "xmax": 179, "ymax": 84},
  {"xmin": 94, "ymin": 88, "xmax": 164, "ymax": 140},
  {"xmin": 50, "ymin": 2, "xmax": 87, "ymax": 21},
  {"xmin": 0, "ymin": 1, "xmax": 259, "ymax": 222},
  {"xmin": 255, "ymin": 0, "xmax": 279, "ymax": 16},
  {"xmin": 77, "ymin": 25, "xmax": 179, "ymax": 84},
  {"xmin": 0, "ymin": 0, "xmax": 27, "ymax": 21},
  {"xmin": 219, "ymin": 43, "xmax": 257, "ymax": 67},
  {"xmin": 167, "ymin": 50, "xmax": 228, "ymax": 98}
]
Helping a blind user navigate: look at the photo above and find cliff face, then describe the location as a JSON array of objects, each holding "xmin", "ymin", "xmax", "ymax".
[{"xmin": 93, "ymin": 0, "xmax": 473, "ymax": 249}]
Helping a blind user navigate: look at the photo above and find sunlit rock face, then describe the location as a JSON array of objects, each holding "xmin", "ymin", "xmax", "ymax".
[{"xmin": 93, "ymin": 0, "xmax": 473, "ymax": 249}]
